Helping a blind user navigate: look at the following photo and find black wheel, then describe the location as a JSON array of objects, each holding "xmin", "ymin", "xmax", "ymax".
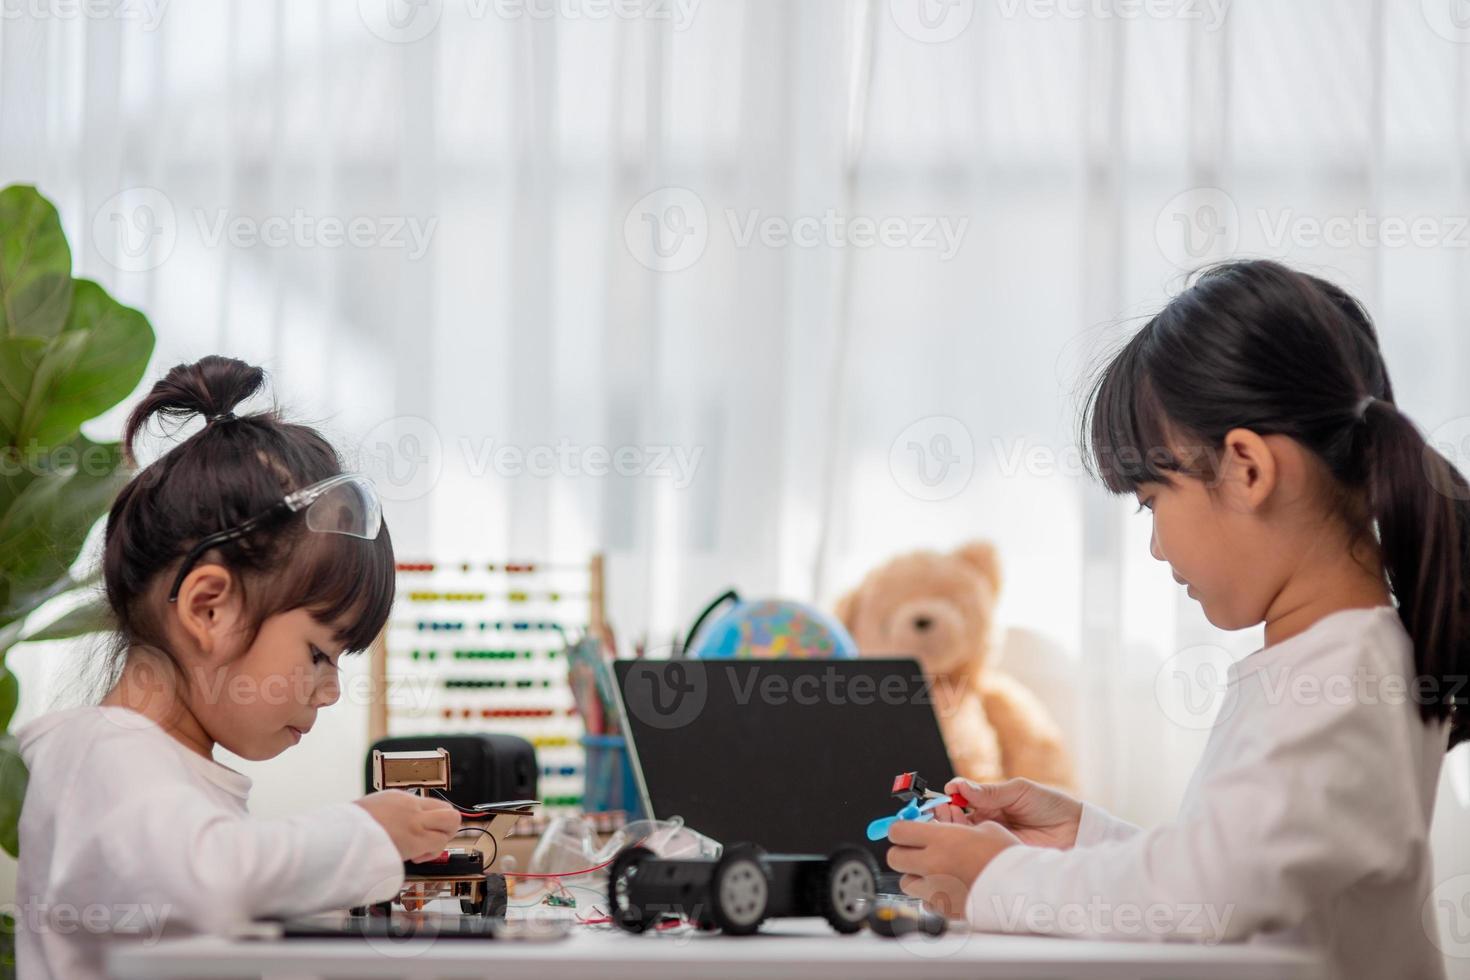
[
  {"xmin": 460, "ymin": 875, "xmax": 508, "ymax": 917},
  {"xmin": 482, "ymin": 874, "xmax": 508, "ymax": 918},
  {"xmin": 817, "ymin": 847, "xmax": 878, "ymax": 934},
  {"xmin": 709, "ymin": 844, "xmax": 770, "ymax": 936},
  {"xmin": 459, "ymin": 885, "xmax": 484, "ymax": 917},
  {"xmin": 607, "ymin": 845, "xmax": 661, "ymax": 933}
]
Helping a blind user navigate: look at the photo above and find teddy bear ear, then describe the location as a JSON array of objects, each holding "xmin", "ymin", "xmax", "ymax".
[
  {"xmin": 953, "ymin": 540, "xmax": 1003, "ymax": 596},
  {"xmin": 833, "ymin": 589, "xmax": 861, "ymax": 631}
]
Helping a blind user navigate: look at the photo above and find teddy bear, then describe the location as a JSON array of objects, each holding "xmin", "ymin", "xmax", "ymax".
[{"xmin": 834, "ymin": 541, "xmax": 1075, "ymax": 790}]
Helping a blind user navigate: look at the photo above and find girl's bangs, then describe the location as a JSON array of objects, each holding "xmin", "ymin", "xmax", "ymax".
[
  {"xmin": 268, "ymin": 521, "xmax": 397, "ymax": 653},
  {"xmin": 1084, "ymin": 328, "xmax": 1185, "ymax": 494}
]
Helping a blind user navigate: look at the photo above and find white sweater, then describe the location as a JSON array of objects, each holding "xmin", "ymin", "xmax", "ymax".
[
  {"xmin": 968, "ymin": 606, "xmax": 1450, "ymax": 980},
  {"xmin": 14, "ymin": 705, "xmax": 404, "ymax": 980}
]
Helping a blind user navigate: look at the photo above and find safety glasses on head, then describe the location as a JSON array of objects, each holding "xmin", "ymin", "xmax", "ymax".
[
  {"xmin": 285, "ymin": 473, "xmax": 382, "ymax": 539},
  {"xmin": 167, "ymin": 473, "xmax": 383, "ymax": 602}
]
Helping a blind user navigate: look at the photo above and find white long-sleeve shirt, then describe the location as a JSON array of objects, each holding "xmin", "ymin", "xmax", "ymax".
[
  {"xmin": 14, "ymin": 705, "xmax": 405, "ymax": 980},
  {"xmin": 968, "ymin": 606, "xmax": 1450, "ymax": 980}
]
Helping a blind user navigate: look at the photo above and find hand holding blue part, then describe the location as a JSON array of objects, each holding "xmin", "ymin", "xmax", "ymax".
[{"xmin": 866, "ymin": 772, "xmax": 969, "ymax": 842}]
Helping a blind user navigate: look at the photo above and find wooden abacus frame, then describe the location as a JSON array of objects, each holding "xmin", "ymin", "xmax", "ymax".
[{"xmin": 367, "ymin": 554, "xmax": 605, "ymax": 744}]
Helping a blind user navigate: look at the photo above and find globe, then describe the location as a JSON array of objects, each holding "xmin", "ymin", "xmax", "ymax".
[{"xmin": 688, "ymin": 598, "xmax": 858, "ymax": 660}]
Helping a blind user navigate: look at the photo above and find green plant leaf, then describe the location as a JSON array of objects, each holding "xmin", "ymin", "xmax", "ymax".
[
  {"xmin": 0, "ymin": 186, "xmax": 72, "ymax": 339},
  {"xmin": 0, "ymin": 185, "xmax": 158, "ymax": 863},
  {"xmin": 0, "ymin": 667, "xmax": 16, "ymax": 732},
  {"xmin": 14, "ymin": 281, "xmax": 154, "ymax": 450},
  {"xmin": 0, "ymin": 438, "xmax": 126, "ymax": 620},
  {"xmin": 0, "ymin": 336, "xmax": 47, "ymax": 449},
  {"xmin": 0, "ymin": 733, "xmax": 27, "ymax": 857}
]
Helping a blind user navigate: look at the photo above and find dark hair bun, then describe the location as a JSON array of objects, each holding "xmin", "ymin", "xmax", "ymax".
[{"xmin": 123, "ymin": 356, "xmax": 266, "ymax": 463}]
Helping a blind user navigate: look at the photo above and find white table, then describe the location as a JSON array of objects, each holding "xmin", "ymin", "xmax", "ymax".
[{"xmin": 108, "ymin": 917, "xmax": 1323, "ymax": 979}]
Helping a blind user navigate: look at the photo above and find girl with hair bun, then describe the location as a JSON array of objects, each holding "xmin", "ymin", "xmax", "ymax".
[{"xmin": 15, "ymin": 356, "xmax": 460, "ymax": 979}]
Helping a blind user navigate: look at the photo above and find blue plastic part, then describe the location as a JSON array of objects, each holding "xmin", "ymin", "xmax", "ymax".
[
  {"xmin": 866, "ymin": 796, "xmax": 949, "ymax": 841},
  {"xmin": 866, "ymin": 816, "xmax": 898, "ymax": 841}
]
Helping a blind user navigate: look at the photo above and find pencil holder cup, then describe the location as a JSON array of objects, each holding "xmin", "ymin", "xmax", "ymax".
[{"xmin": 580, "ymin": 734, "xmax": 644, "ymax": 819}]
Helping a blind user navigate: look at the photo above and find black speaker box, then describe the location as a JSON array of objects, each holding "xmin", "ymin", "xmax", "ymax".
[{"xmin": 365, "ymin": 734, "xmax": 538, "ymax": 808}]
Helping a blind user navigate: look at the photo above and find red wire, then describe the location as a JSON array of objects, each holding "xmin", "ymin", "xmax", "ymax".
[
  {"xmin": 502, "ymin": 835, "xmax": 649, "ymax": 880},
  {"xmin": 503, "ymin": 853, "xmax": 620, "ymax": 879}
]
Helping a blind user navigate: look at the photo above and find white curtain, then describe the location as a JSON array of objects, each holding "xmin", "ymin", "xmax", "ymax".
[{"xmin": 3, "ymin": 0, "xmax": 1469, "ymax": 959}]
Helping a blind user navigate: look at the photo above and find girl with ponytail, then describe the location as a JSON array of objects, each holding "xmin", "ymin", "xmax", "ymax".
[
  {"xmin": 885, "ymin": 262, "xmax": 1465, "ymax": 980},
  {"xmin": 13, "ymin": 357, "xmax": 460, "ymax": 980}
]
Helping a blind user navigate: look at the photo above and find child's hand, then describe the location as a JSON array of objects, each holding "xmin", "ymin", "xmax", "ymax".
[
  {"xmin": 933, "ymin": 778, "xmax": 1082, "ymax": 849},
  {"xmin": 356, "ymin": 790, "xmax": 462, "ymax": 862},
  {"xmin": 886, "ymin": 819, "xmax": 1021, "ymax": 919}
]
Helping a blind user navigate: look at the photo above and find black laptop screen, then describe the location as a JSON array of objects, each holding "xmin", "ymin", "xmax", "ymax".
[{"xmin": 614, "ymin": 658, "xmax": 954, "ymax": 864}]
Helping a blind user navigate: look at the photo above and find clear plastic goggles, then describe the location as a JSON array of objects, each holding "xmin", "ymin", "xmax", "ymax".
[
  {"xmin": 285, "ymin": 473, "xmax": 382, "ymax": 540},
  {"xmin": 168, "ymin": 473, "xmax": 383, "ymax": 602}
]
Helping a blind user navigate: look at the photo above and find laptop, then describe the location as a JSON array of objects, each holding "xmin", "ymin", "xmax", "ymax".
[{"xmin": 613, "ymin": 657, "xmax": 954, "ymax": 875}]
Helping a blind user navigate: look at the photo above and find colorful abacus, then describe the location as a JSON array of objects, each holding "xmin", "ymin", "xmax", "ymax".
[{"xmin": 370, "ymin": 555, "xmax": 606, "ymax": 820}]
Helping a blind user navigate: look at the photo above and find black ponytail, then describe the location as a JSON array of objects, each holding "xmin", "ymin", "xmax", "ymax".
[
  {"xmin": 1083, "ymin": 260, "xmax": 1469, "ymax": 748},
  {"xmin": 1360, "ymin": 399, "xmax": 1470, "ymax": 747},
  {"xmin": 121, "ymin": 355, "xmax": 265, "ymax": 464}
]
